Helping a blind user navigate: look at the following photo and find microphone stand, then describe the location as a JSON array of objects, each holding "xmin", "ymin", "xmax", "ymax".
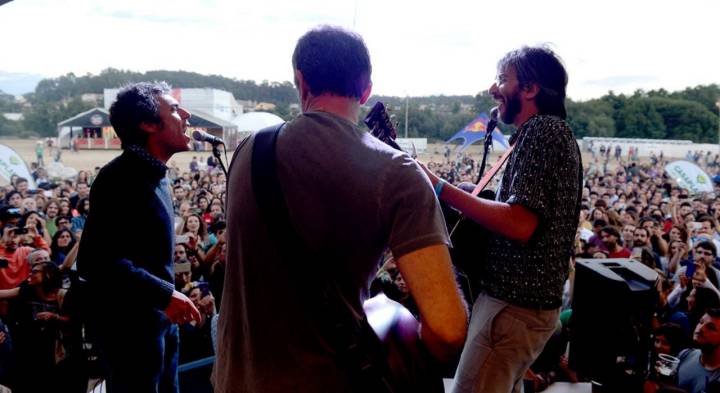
[
  {"xmin": 212, "ymin": 143, "xmax": 228, "ymax": 178},
  {"xmin": 475, "ymin": 120, "xmax": 496, "ymax": 184}
]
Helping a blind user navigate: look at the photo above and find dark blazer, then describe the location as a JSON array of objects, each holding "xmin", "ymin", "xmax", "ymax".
[{"xmin": 78, "ymin": 149, "xmax": 175, "ymax": 316}]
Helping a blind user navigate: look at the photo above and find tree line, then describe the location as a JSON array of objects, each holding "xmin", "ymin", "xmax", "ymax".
[{"xmin": 0, "ymin": 69, "xmax": 717, "ymax": 144}]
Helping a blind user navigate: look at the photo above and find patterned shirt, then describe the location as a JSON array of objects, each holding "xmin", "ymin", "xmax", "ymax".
[{"xmin": 481, "ymin": 114, "xmax": 582, "ymax": 309}]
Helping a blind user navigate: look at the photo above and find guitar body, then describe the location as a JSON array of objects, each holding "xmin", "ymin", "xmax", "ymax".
[
  {"xmin": 440, "ymin": 192, "xmax": 493, "ymax": 306},
  {"xmin": 363, "ymin": 294, "xmax": 445, "ymax": 393}
]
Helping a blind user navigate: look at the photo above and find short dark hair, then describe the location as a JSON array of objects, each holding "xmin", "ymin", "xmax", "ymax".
[
  {"xmin": 497, "ymin": 46, "xmax": 568, "ymax": 119},
  {"xmin": 707, "ymin": 308, "xmax": 720, "ymax": 319},
  {"xmin": 55, "ymin": 215, "xmax": 71, "ymax": 225},
  {"xmin": 695, "ymin": 240, "xmax": 717, "ymax": 257},
  {"xmin": 698, "ymin": 215, "xmax": 717, "ymax": 226},
  {"xmin": 109, "ymin": 82, "xmax": 171, "ymax": 149},
  {"xmin": 634, "ymin": 227, "xmax": 650, "ymax": 238},
  {"xmin": 601, "ymin": 226, "xmax": 620, "ymax": 238},
  {"xmin": 593, "ymin": 219, "xmax": 607, "ymax": 228},
  {"xmin": 292, "ymin": 25, "xmax": 371, "ymax": 99},
  {"xmin": 639, "ymin": 216, "xmax": 658, "ymax": 227}
]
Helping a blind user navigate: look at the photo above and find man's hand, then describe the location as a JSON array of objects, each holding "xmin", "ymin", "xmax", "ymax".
[
  {"xmin": 164, "ymin": 290, "xmax": 201, "ymax": 324},
  {"xmin": 679, "ymin": 272, "xmax": 689, "ymax": 289},
  {"xmin": 199, "ymin": 294, "xmax": 216, "ymax": 316},
  {"xmin": 693, "ymin": 262, "xmax": 708, "ymax": 287}
]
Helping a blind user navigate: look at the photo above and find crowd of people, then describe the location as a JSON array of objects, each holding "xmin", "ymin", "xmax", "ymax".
[
  {"xmin": 5, "ymin": 144, "xmax": 720, "ymax": 392},
  {"xmin": 0, "ymin": 154, "xmax": 227, "ymax": 392},
  {"xmin": 0, "ymin": 66, "xmax": 717, "ymax": 393}
]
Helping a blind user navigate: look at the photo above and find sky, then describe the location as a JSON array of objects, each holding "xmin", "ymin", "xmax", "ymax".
[{"xmin": 1, "ymin": 0, "xmax": 718, "ymax": 101}]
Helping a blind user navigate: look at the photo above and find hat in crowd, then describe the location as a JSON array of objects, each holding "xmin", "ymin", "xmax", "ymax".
[
  {"xmin": 174, "ymin": 261, "xmax": 192, "ymax": 274},
  {"xmin": 0, "ymin": 206, "xmax": 22, "ymax": 222}
]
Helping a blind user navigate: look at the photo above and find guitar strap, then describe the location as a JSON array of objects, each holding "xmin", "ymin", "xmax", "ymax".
[
  {"xmin": 470, "ymin": 142, "xmax": 516, "ymax": 197},
  {"xmin": 250, "ymin": 123, "xmax": 395, "ymax": 393}
]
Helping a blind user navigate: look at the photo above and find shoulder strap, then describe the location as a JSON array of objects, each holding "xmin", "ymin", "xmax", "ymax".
[{"xmin": 250, "ymin": 123, "xmax": 303, "ymax": 255}]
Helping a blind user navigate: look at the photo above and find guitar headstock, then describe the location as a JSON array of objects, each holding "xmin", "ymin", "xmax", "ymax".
[{"xmin": 364, "ymin": 102, "xmax": 402, "ymax": 151}]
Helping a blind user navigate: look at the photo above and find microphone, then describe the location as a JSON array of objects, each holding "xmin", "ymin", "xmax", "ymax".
[
  {"xmin": 192, "ymin": 130, "xmax": 225, "ymax": 146},
  {"xmin": 487, "ymin": 107, "xmax": 499, "ymax": 133}
]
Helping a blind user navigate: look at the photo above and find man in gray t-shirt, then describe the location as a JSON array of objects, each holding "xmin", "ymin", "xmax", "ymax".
[
  {"xmin": 212, "ymin": 26, "xmax": 468, "ymax": 393},
  {"xmin": 674, "ymin": 310, "xmax": 720, "ymax": 393}
]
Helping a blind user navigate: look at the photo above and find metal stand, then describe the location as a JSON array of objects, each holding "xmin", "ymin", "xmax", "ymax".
[
  {"xmin": 475, "ymin": 123, "xmax": 495, "ymax": 184},
  {"xmin": 212, "ymin": 144, "xmax": 228, "ymax": 178}
]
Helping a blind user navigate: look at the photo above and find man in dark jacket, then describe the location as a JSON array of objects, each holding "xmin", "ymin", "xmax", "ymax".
[{"xmin": 78, "ymin": 82, "xmax": 200, "ymax": 393}]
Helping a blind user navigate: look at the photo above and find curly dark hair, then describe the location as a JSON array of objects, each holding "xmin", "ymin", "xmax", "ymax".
[
  {"xmin": 497, "ymin": 46, "xmax": 568, "ymax": 119},
  {"xmin": 109, "ymin": 82, "xmax": 171, "ymax": 148}
]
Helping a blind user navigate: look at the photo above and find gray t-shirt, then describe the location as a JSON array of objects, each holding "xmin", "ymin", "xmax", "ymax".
[
  {"xmin": 678, "ymin": 348, "xmax": 720, "ymax": 393},
  {"xmin": 213, "ymin": 112, "xmax": 449, "ymax": 393}
]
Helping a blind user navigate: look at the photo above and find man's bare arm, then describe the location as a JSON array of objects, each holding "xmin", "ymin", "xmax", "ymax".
[{"xmin": 395, "ymin": 244, "xmax": 468, "ymax": 362}]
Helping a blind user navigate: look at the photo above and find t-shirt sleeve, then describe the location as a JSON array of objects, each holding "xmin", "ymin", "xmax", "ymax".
[{"xmin": 380, "ymin": 153, "xmax": 450, "ymax": 259}]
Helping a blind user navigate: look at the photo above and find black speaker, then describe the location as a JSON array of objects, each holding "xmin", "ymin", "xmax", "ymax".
[{"xmin": 569, "ymin": 258, "xmax": 658, "ymax": 390}]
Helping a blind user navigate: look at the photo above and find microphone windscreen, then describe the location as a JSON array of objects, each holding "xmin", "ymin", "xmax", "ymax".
[{"xmin": 192, "ymin": 131, "xmax": 203, "ymax": 141}]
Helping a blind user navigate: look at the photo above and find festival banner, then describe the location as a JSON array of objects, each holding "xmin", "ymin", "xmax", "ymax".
[
  {"xmin": 664, "ymin": 160, "xmax": 714, "ymax": 195},
  {"xmin": 0, "ymin": 144, "xmax": 36, "ymax": 189}
]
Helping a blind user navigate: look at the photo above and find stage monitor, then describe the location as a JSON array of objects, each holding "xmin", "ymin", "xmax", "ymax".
[{"xmin": 569, "ymin": 258, "xmax": 658, "ymax": 389}]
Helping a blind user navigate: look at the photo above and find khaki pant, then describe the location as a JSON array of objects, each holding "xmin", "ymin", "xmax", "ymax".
[{"xmin": 451, "ymin": 294, "xmax": 559, "ymax": 393}]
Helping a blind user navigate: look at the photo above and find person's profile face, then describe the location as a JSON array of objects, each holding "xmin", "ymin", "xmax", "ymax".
[
  {"xmin": 150, "ymin": 94, "xmax": 192, "ymax": 157},
  {"xmin": 694, "ymin": 314, "xmax": 720, "ymax": 346},
  {"xmin": 489, "ymin": 66, "xmax": 523, "ymax": 126}
]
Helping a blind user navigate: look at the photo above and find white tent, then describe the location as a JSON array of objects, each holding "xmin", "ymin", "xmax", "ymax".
[
  {"xmin": 232, "ymin": 112, "xmax": 283, "ymax": 131},
  {"xmin": 226, "ymin": 112, "xmax": 284, "ymax": 148}
]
